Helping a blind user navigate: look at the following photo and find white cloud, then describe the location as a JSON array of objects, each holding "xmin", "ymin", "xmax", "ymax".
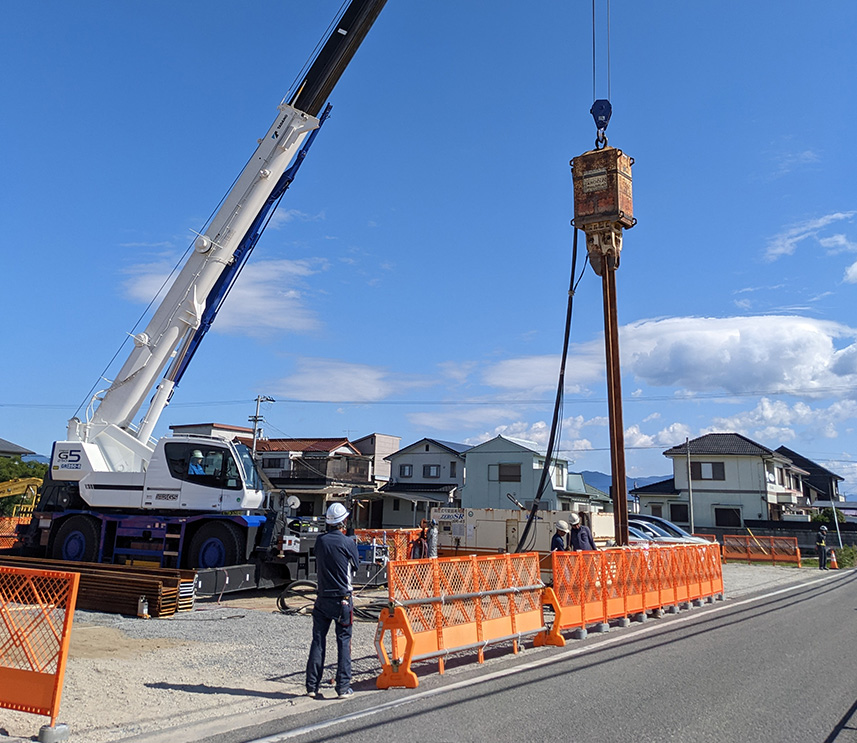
[
  {"xmin": 708, "ymin": 398, "xmax": 857, "ymax": 443},
  {"xmin": 765, "ymin": 212, "xmax": 855, "ymax": 261},
  {"xmin": 274, "ymin": 358, "xmax": 432, "ymax": 402},
  {"xmin": 844, "ymin": 261, "xmax": 857, "ymax": 284},
  {"xmin": 481, "ymin": 352, "xmax": 603, "ymax": 396},
  {"xmin": 267, "ymin": 208, "xmax": 325, "ymax": 229},
  {"xmin": 621, "ymin": 315, "xmax": 857, "ymax": 398},
  {"xmin": 122, "ymin": 257, "xmax": 330, "ymax": 336},
  {"xmin": 819, "ymin": 234, "xmax": 857, "ymax": 255}
]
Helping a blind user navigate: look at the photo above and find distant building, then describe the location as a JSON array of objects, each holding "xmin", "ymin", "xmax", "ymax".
[
  {"xmin": 382, "ymin": 438, "xmax": 470, "ymax": 528},
  {"xmin": 775, "ymin": 446, "xmax": 843, "ymax": 504},
  {"xmin": 461, "ymin": 435, "xmax": 606, "ymax": 513},
  {"xmin": 352, "ymin": 433, "xmax": 401, "ymax": 484},
  {"xmin": 0, "ymin": 438, "xmax": 34, "ymax": 458},
  {"xmin": 632, "ymin": 433, "xmax": 817, "ymax": 529}
]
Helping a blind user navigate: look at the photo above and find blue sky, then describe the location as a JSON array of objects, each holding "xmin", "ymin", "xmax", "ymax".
[{"xmin": 3, "ymin": 2, "xmax": 857, "ymax": 492}]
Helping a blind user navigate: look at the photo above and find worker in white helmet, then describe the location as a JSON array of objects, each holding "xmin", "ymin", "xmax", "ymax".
[
  {"xmin": 305, "ymin": 502, "xmax": 361, "ymax": 699},
  {"xmin": 188, "ymin": 450, "xmax": 205, "ymax": 475},
  {"xmin": 568, "ymin": 512, "xmax": 597, "ymax": 551},
  {"xmin": 552, "ymin": 520, "xmax": 570, "ymax": 551}
]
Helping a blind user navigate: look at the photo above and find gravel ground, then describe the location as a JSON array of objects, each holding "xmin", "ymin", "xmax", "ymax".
[{"xmin": 0, "ymin": 563, "xmax": 833, "ymax": 743}]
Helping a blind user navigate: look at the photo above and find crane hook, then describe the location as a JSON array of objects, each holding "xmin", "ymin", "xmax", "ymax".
[{"xmin": 591, "ymin": 99, "xmax": 612, "ymax": 149}]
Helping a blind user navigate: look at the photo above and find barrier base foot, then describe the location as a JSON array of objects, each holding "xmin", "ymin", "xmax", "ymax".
[
  {"xmin": 570, "ymin": 627, "xmax": 588, "ymax": 640},
  {"xmin": 692, "ymin": 598, "xmax": 705, "ymax": 608},
  {"xmin": 39, "ymin": 724, "xmax": 70, "ymax": 743},
  {"xmin": 632, "ymin": 612, "xmax": 647, "ymax": 623},
  {"xmin": 593, "ymin": 622, "xmax": 610, "ymax": 633},
  {"xmin": 666, "ymin": 605, "xmax": 680, "ymax": 614},
  {"xmin": 680, "ymin": 602, "xmax": 692, "ymax": 611},
  {"xmin": 615, "ymin": 617, "xmax": 631, "ymax": 627}
]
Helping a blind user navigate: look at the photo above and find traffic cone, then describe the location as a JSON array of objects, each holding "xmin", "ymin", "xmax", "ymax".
[{"xmin": 829, "ymin": 550, "xmax": 839, "ymax": 570}]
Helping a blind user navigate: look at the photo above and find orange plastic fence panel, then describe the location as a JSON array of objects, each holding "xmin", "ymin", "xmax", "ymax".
[
  {"xmin": 377, "ymin": 552, "xmax": 545, "ymax": 687},
  {"xmin": 0, "ymin": 566, "xmax": 79, "ymax": 726},
  {"xmin": 0, "ymin": 517, "xmax": 28, "ymax": 550}
]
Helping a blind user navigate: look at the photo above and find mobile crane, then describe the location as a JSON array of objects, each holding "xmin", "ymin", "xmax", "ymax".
[{"xmin": 17, "ymin": 0, "xmax": 388, "ymax": 589}]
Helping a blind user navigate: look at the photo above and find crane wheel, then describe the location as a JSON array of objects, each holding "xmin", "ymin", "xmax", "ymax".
[
  {"xmin": 50, "ymin": 515, "xmax": 101, "ymax": 563},
  {"xmin": 187, "ymin": 521, "xmax": 246, "ymax": 569}
]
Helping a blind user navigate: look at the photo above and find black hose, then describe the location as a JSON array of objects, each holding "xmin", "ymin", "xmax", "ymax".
[
  {"xmin": 515, "ymin": 228, "xmax": 581, "ymax": 553},
  {"xmin": 276, "ymin": 580, "xmax": 318, "ymax": 615}
]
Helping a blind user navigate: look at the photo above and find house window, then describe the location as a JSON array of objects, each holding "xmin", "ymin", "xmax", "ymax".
[
  {"xmin": 393, "ymin": 498, "xmax": 400, "ymax": 511},
  {"xmin": 650, "ymin": 504, "xmax": 663, "ymax": 518},
  {"xmin": 499, "ymin": 463, "xmax": 521, "ymax": 482},
  {"xmin": 670, "ymin": 502, "xmax": 689, "ymax": 523},
  {"xmin": 399, "ymin": 464, "xmax": 413, "ymax": 478},
  {"xmin": 449, "ymin": 461, "xmax": 457, "ymax": 478},
  {"xmin": 423, "ymin": 464, "xmax": 440, "ymax": 478},
  {"xmin": 264, "ymin": 457, "xmax": 285, "ymax": 470},
  {"xmin": 714, "ymin": 507, "xmax": 741, "ymax": 527},
  {"xmin": 690, "ymin": 462, "xmax": 725, "ymax": 481}
]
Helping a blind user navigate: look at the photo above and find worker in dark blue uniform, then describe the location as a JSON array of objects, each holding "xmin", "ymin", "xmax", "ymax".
[
  {"xmin": 306, "ymin": 502, "xmax": 361, "ymax": 698},
  {"xmin": 816, "ymin": 524, "xmax": 829, "ymax": 570},
  {"xmin": 568, "ymin": 513, "xmax": 597, "ymax": 551},
  {"xmin": 551, "ymin": 520, "xmax": 570, "ymax": 551}
]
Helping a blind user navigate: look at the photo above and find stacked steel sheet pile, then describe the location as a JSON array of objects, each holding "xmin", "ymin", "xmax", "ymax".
[{"xmin": 0, "ymin": 556, "xmax": 195, "ymax": 617}]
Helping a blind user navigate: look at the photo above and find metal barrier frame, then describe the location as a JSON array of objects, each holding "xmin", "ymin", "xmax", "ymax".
[
  {"xmin": 0, "ymin": 565, "xmax": 80, "ymax": 726},
  {"xmin": 721, "ymin": 535, "xmax": 801, "ymax": 567}
]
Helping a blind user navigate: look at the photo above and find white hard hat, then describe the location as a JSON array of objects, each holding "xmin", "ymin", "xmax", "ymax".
[
  {"xmin": 820, "ymin": 525, "xmax": 828, "ymax": 531},
  {"xmin": 568, "ymin": 513, "xmax": 581, "ymax": 526},
  {"xmin": 555, "ymin": 520, "xmax": 570, "ymax": 533},
  {"xmin": 191, "ymin": 450, "xmax": 203, "ymax": 459},
  {"xmin": 326, "ymin": 502, "xmax": 349, "ymax": 525}
]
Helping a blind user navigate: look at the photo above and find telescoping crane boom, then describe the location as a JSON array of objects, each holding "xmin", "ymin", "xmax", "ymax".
[{"xmin": 22, "ymin": 0, "xmax": 387, "ymax": 579}]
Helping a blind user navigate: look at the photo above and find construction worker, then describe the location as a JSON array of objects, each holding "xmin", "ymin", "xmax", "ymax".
[
  {"xmin": 552, "ymin": 520, "xmax": 570, "ymax": 551},
  {"xmin": 568, "ymin": 513, "xmax": 597, "ymax": 551},
  {"xmin": 816, "ymin": 524, "xmax": 829, "ymax": 570},
  {"xmin": 188, "ymin": 450, "xmax": 205, "ymax": 475},
  {"xmin": 305, "ymin": 502, "xmax": 360, "ymax": 699}
]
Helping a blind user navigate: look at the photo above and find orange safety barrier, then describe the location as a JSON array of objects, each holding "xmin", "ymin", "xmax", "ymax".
[
  {"xmin": 0, "ymin": 517, "xmax": 28, "ymax": 550},
  {"xmin": 354, "ymin": 529, "xmax": 420, "ymax": 562},
  {"xmin": 721, "ymin": 535, "xmax": 801, "ymax": 567},
  {"xmin": 693, "ymin": 533, "xmax": 718, "ymax": 543},
  {"xmin": 538, "ymin": 543, "xmax": 724, "ymax": 647},
  {"xmin": 0, "ymin": 565, "xmax": 79, "ymax": 727},
  {"xmin": 375, "ymin": 552, "xmax": 545, "ymax": 688}
]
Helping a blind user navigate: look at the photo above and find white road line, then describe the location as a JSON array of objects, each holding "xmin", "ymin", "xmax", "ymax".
[{"xmin": 249, "ymin": 573, "xmax": 840, "ymax": 742}]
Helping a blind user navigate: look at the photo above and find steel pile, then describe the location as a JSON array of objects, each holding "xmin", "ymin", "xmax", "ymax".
[{"xmin": 0, "ymin": 556, "xmax": 195, "ymax": 618}]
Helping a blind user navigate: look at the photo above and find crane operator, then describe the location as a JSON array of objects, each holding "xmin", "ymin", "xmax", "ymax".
[{"xmin": 305, "ymin": 502, "xmax": 361, "ymax": 698}]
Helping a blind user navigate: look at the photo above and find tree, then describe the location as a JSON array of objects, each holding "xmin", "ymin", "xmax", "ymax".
[{"xmin": 811, "ymin": 507, "xmax": 845, "ymax": 524}]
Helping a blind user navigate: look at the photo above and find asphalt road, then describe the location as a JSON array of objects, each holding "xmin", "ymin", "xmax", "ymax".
[{"xmin": 201, "ymin": 570, "xmax": 857, "ymax": 743}]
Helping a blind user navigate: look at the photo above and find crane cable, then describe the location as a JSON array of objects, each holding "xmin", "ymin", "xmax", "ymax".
[{"xmin": 514, "ymin": 228, "xmax": 585, "ymax": 553}]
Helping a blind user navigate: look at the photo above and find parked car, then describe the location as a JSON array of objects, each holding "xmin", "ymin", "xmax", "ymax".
[
  {"xmin": 629, "ymin": 519, "xmax": 695, "ymax": 544},
  {"xmin": 629, "ymin": 513, "xmax": 711, "ymax": 544}
]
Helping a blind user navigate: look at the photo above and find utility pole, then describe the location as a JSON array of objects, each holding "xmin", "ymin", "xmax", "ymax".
[
  {"xmin": 571, "ymin": 101, "xmax": 636, "ymax": 546},
  {"xmin": 686, "ymin": 437, "xmax": 695, "ymax": 533},
  {"xmin": 249, "ymin": 395, "xmax": 275, "ymax": 458}
]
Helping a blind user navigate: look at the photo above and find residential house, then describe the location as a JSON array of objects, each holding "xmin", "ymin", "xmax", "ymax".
[
  {"xmin": 0, "ymin": 438, "xmax": 34, "ymax": 458},
  {"xmin": 632, "ymin": 433, "xmax": 812, "ymax": 530},
  {"xmin": 245, "ymin": 438, "xmax": 374, "ymax": 521},
  {"xmin": 460, "ymin": 435, "xmax": 602, "ymax": 513},
  {"xmin": 775, "ymin": 446, "xmax": 843, "ymax": 505},
  {"xmin": 381, "ymin": 439, "xmax": 470, "ymax": 528},
  {"xmin": 352, "ymin": 433, "xmax": 401, "ymax": 485}
]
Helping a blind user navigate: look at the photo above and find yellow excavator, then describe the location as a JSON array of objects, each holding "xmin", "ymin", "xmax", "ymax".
[{"xmin": 0, "ymin": 477, "xmax": 42, "ymax": 517}]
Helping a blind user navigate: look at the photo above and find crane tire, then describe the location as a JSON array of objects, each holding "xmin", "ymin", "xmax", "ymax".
[
  {"xmin": 187, "ymin": 521, "xmax": 246, "ymax": 569},
  {"xmin": 50, "ymin": 515, "xmax": 101, "ymax": 563}
]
